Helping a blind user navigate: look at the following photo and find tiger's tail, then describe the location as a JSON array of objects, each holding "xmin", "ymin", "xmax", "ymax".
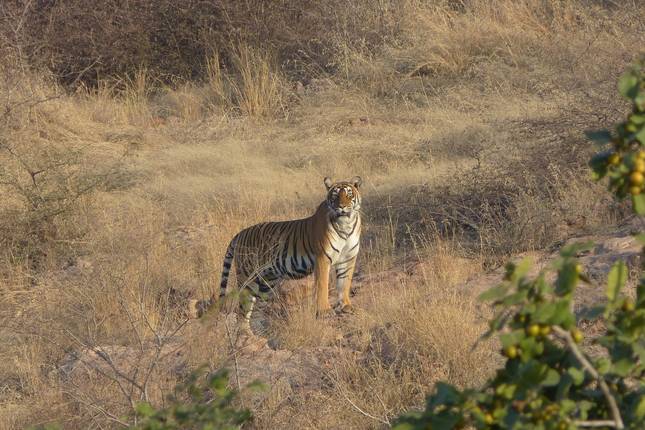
[
  {"xmin": 192, "ymin": 235, "xmax": 238, "ymax": 319},
  {"xmin": 219, "ymin": 235, "xmax": 238, "ymax": 298}
]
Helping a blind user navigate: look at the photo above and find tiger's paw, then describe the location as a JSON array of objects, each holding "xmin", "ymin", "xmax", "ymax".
[
  {"xmin": 316, "ymin": 306, "xmax": 335, "ymax": 319},
  {"xmin": 187, "ymin": 299, "xmax": 212, "ymax": 319},
  {"xmin": 335, "ymin": 303, "xmax": 355, "ymax": 314}
]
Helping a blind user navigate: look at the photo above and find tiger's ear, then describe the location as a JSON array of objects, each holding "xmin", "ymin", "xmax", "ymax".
[
  {"xmin": 324, "ymin": 177, "xmax": 333, "ymax": 190},
  {"xmin": 350, "ymin": 176, "xmax": 362, "ymax": 188}
]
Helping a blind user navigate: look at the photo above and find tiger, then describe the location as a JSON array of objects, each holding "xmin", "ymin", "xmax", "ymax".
[{"xmin": 197, "ymin": 176, "xmax": 363, "ymax": 329}]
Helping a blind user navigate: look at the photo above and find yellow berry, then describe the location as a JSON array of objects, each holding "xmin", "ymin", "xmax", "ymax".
[
  {"xmin": 504, "ymin": 345, "xmax": 519, "ymax": 359},
  {"xmin": 635, "ymin": 159, "xmax": 645, "ymax": 173},
  {"xmin": 638, "ymin": 150, "xmax": 645, "ymax": 160},
  {"xmin": 571, "ymin": 328, "xmax": 583, "ymax": 344},
  {"xmin": 484, "ymin": 413, "xmax": 494, "ymax": 424},
  {"xmin": 630, "ymin": 171, "xmax": 644, "ymax": 186},
  {"xmin": 539, "ymin": 325, "xmax": 551, "ymax": 336},
  {"xmin": 527, "ymin": 324, "xmax": 540, "ymax": 337},
  {"xmin": 574, "ymin": 263, "xmax": 583, "ymax": 274},
  {"xmin": 622, "ymin": 299, "xmax": 635, "ymax": 312},
  {"xmin": 630, "ymin": 186, "xmax": 642, "ymax": 196},
  {"xmin": 608, "ymin": 153, "xmax": 620, "ymax": 165}
]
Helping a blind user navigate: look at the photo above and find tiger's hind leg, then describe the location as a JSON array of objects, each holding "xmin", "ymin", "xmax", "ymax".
[
  {"xmin": 238, "ymin": 287, "xmax": 257, "ymax": 333},
  {"xmin": 238, "ymin": 274, "xmax": 276, "ymax": 333}
]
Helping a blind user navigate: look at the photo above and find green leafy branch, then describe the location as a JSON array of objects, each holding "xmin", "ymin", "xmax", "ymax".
[
  {"xmin": 131, "ymin": 368, "xmax": 262, "ymax": 430},
  {"xmin": 394, "ymin": 58, "xmax": 645, "ymax": 430}
]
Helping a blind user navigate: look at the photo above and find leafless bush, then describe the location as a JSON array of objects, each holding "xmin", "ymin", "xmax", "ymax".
[
  {"xmin": 0, "ymin": 0, "xmax": 405, "ymax": 88},
  {"xmin": 0, "ymin": 57, "xmax": 125, "ymax": 271}
]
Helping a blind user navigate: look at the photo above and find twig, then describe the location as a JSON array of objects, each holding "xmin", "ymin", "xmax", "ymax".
[
  {"xmin": 63, "ymin": 387, "xmax": 130, "ymax": 428},
  {"xmin": 330, "ymin": 364, "xmax": 390, "ymax": 426},
  {"xmin": 224, "ymin": 318, "xmax": 243, "ymax": 404},
  {"xmin": 552, "ymin": 326, "xmax": 624, "ymax": 429},
  {"xmin": 574, "ymin": 420, "xmax": 623, "ymax": 428},
  {"xmin": 338, "ymin": 387, "xmax": 390, "ymax": 426}
]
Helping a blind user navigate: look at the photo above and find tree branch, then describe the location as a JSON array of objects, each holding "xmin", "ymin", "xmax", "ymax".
[
  {"xmin": 575, "ymin": 420, "xmax": 624, "ymax": 428},
  {"xmin": 552, "ymin": 326, "xmax": 624, "ymax": 429}
]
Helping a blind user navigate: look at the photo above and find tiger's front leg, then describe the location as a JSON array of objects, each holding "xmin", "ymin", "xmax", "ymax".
[
  {"xmin": 314, "ymin": 256, "xmax": 332, "ymax": 317},
  {"xmin": 334, "ymin": 257, "xmax": 357, "ymax": 313}
]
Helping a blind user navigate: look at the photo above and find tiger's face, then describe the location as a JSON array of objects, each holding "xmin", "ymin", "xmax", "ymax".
[{"xmin": 324, "ymin": 176, "xmax": 362, "ymax": 218}]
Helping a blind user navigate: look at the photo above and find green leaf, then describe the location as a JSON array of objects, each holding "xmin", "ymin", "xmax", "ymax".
[
  {"xmin": 428, "ymin": 414, "xmax": 462, "ymax": 430},
  {"xmin": 589, "ymin": 151, "xmax": 611, "ymax": 179},
  {"xmin": 478, "ymin": 283, "xmax": 510, "ymax": 302},
  {"xmin": 555, "ymin": 264, "xmax": 578, "ymax": 296},
  {"xmin": 635, "ymin": 125, "xmax": 645, "ymax": 144},
  {"xmin": 631, "ymin": 114, "xmax": 645, "ymax": 124},
  {"xmin": 632, "ymin": 193, "xmax": 645, "ymax": 215},
  {"xmin": 533, "ymin": 302, "xmax": 557, "ymax": 323},
  {"xmin": 551, "ymin": 300, "xmax": 575, "ymax": 329},
  {"xmin": 612, "ymin": 358, "xmax": 634, "ymax": 377},
  {"xmin": 596, "ymin": 357, "xmax": 612, "ymax": 374},
  {"xmin": 559, "ymin": 241, "xmax": 594, "ymax": 258},
  {"xmin": 501, "ymin": 290, "xmax": 528, "ymax": 306},
  {"xmin": 635, "ymin": 395, "xmax": 645, "ymax": 419},
  {"xmin": 391, "ymin": 423, "xmax": 415, "ymax": 430},
  {"xmin": 606, "ymin": 261, "xmax": 627, "ymax": 302},
  {"xmin": 618, "ymin": 72, "xmax": 639, "ymax": 99},
  {"xmin": 585, "ymin": 129, "xmax": 613, "ymax": 145},
  {"xmin": 542, "ymin": 368, "xmax": 561, "ymax": 387},
  {"xmin": 136, "ymin": 402, "xmax": 156, "ymax": 417},
  {"xmin": 500, "ymin": 330, "xmax": 526, "ymax": 348},
  {"xmin": 428, "ymin": 382, "xmax": 461, "ymax": 408},
  {"xmin": 567, "ymin": 367, "xmax": 585, "ymax": 386}
]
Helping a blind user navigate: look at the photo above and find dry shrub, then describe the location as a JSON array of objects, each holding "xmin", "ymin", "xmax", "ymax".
[
  {"xmin": 0, "ymin": 0, "xmax": 404, "ymax": 87},
  {"xmin": 0, "ymin": 61, "xmax": 125, "ymax": 271},
  {"xmin": 206, "ymin": 45, "xmax": 291, "ymax": 118},
  {"xmin": 344, "ymin": 0, "xmax": 642, "ymax": 100}
]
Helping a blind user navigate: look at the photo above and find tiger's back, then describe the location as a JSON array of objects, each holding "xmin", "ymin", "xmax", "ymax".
[{"xmin": 222, "ymin": 217, "xmax": 320, "ymax": 296}]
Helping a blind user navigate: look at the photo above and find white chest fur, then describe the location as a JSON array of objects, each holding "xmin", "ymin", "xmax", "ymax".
[{"xmin": 327, "ymin": 214, "xmax": 361, "ymax": 265}]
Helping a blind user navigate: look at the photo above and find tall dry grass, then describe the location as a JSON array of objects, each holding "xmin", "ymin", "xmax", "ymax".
[{"xmin": 1, "ymin": 0, "xmax": 643, "ymax": 428}]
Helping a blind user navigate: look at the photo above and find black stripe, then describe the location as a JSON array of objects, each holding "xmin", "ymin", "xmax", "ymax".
[
  {"xmin": 302, "ymin": 228, "xmax": 313, "ymax": 257},
  {"xmin": 336, "ymin": 255, "xmax": 356, "ymax": 266},
  {"xmin": 223, "ymin": 261, "xmax": 231, "ymax": 269},
  {"xmin": 292, "ymin": 265, "xmax": 308, "ymax": 274},
  {"xmin": 331, "ymin": 222, "xmax": 346, "ymax": 239},
  {"xmin": 281, "ymin": 240, "xmax": 289, "ymax": 271},
  {"xmin": 323, "ymin": 249, "xmax": 333, "ymax": 262},
  {"xmin": 347, "ymin": 241, "xmax": 359, "ymax": 252},
  {"xmin": 347, "ymin": 218, "xmax": 359, "ymax": 237},
  {"xmin": 290, "ymin": 223, "xmax": 299, "ymax": 270},
  {"xmin": 329, "ymin": 238, "xmax": 340, "ymax": 253},
  {"xmin": 336, "ymin": 267, "xmax": 350, "ymax": 278}
]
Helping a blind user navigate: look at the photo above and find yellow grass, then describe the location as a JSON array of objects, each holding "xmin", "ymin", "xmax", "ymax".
[{"xmin": 0, "ymin": 0, "xmax": 643, "ymax": 428}]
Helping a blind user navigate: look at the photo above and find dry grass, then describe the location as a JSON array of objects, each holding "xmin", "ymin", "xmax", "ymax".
[{"xmin": 1, "ymin": 1, "xmax": 644, "ymax": 428}]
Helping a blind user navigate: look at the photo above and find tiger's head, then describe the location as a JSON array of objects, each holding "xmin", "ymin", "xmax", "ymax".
[{"xmin": 324, "ymin": 176, "xmax": 362, "ymax": 218}]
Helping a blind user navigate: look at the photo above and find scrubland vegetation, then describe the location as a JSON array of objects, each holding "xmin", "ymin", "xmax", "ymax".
[{"xmin": 0, "ymin": 1, "xmax": 643, "ymax": 428}]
